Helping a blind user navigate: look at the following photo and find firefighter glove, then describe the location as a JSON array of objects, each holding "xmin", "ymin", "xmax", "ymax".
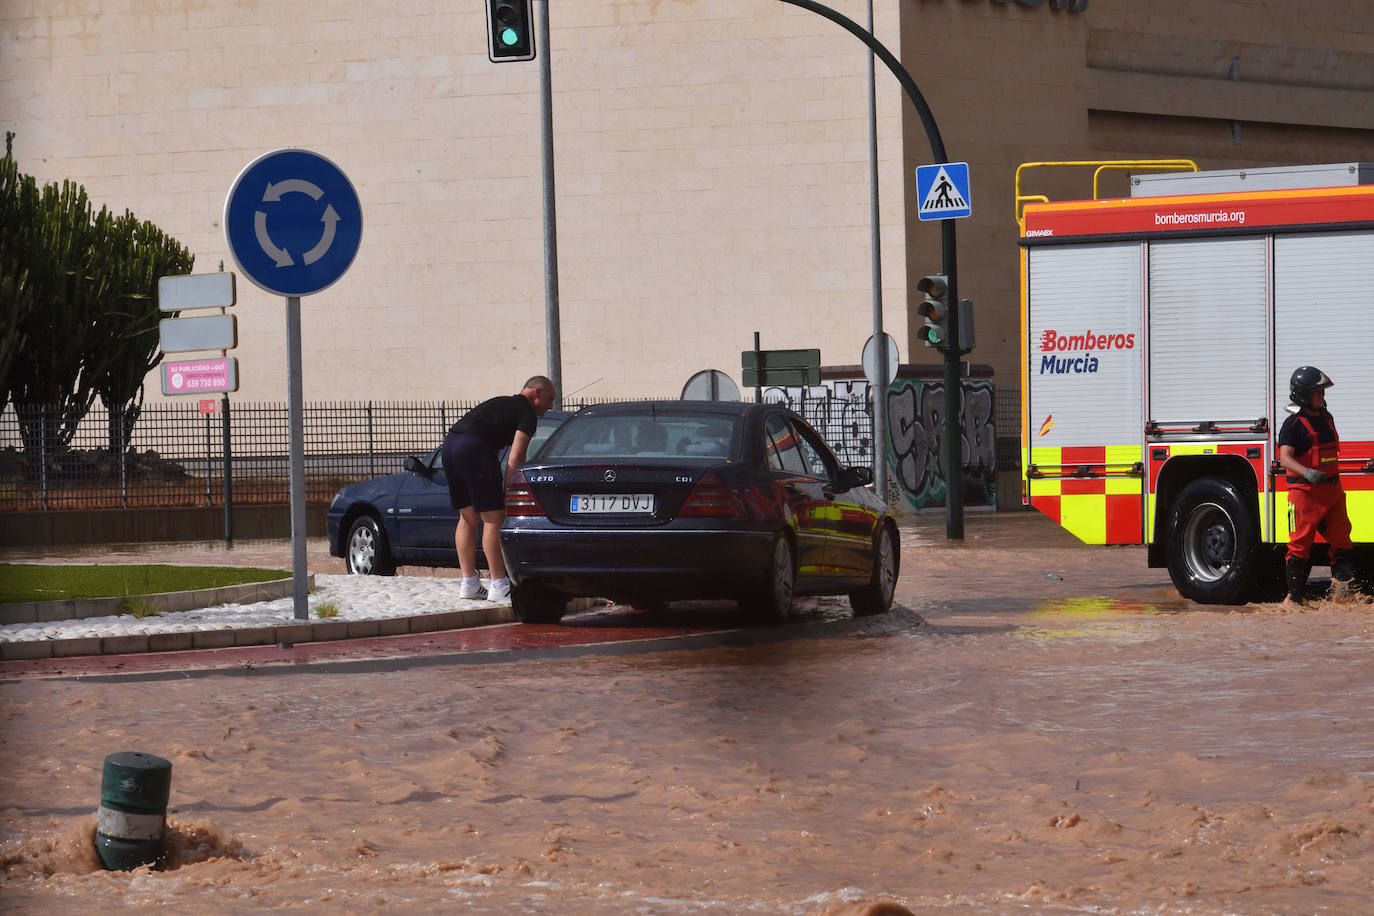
[{"xmin": 1302, "ymin": 468, "xmax": 1328, "ymax": 484}]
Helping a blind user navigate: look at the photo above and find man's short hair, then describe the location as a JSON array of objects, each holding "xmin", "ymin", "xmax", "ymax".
[{"xmin": 523, "ymin": 375, "xmax": 554, "ymax": 393}]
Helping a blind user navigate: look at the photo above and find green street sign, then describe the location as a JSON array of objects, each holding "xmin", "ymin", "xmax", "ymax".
[
  {"xmin": 740, "ymin": 348, "xmax": 820, "ymax": 371},
  {"xmin": 741, "ymin": 348, "xmax": 821, "ymax": 387},
  {"xmin": 742, "ymin": 367, "xmax": 820, "ymax": 387}
]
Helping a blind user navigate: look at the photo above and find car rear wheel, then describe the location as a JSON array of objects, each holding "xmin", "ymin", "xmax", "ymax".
[
  {"xmin": 512, "ymin": 581, "xmax": 566, "ymax": 624},
  {"xmin": 744, "ymin": 535, "xmax": 795, "ymax": 624},
  {"xmin": 849, "ymin": 523, "xmax": 898, "ymax": 616},
  {"xmin": 345, "ymin": 515, "xmax": 396, "ymax": 576}
]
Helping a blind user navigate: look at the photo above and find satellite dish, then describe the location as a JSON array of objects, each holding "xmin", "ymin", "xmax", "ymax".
[{"xmin": 681, "ymin": 369, "xmax": 741, "ymax": 401}]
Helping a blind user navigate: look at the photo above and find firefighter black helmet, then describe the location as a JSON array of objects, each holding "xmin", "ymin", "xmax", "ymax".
[{"xmin": 1289, "ymin": 366, "xmax": 1333, "ymax": 405}]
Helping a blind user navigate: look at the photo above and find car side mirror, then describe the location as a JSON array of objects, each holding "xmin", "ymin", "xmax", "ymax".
[
  {"xmin": 403, "ymin": 456, "xmax": 426, "ymax": 474},
  {"xmin": 844, "ymin": 466, "xmax": 874, "ymax": 489}
]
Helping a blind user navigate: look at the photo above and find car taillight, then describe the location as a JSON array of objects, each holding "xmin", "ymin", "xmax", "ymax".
[
  {"xmin": 679, "ymin": 471, "xmax": 744, "ymax": 517},
  {"xmin": 505, "ymin": 470, "xmax": 546, "ymax": 516}
]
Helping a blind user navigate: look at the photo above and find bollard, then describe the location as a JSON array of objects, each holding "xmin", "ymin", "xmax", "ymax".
[{"xmin": 95, "ymin": 751, "xmax": 172, "ymax": 871}]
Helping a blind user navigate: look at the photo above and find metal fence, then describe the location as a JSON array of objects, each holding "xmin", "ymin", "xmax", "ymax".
[
  {"xmin": 2, "ymin": 386, "xmax": 1020, "ymax": 512},
  {"xmin": 993, "ymin": 381, "xmax": 1021, "ymax": 471}
]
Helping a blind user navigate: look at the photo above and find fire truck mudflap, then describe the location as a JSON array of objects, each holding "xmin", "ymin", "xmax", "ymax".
[{"xmin": 1018, "ymin": 161, "xmax": 1374, "ymax": 604}]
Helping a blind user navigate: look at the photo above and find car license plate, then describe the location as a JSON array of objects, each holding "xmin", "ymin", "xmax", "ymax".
[{"xmin": 569, "ymin": 494, "xmax": 655, "ymax": 514}]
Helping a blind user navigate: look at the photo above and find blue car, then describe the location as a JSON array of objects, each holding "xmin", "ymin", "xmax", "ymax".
[{"xmin": 327, "ymin": 412, "xmax": 570, "ymax": 575}]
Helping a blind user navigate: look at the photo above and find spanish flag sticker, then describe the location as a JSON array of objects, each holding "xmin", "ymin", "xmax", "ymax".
[{"xmin": 1039, "ymin": 414, "xmax": 1054, "ymax": 437}]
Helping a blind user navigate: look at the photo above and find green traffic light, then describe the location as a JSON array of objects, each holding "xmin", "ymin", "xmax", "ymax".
[{"xmin": 500, "ymin": 27, "xmax": 520, "ymax": 46}]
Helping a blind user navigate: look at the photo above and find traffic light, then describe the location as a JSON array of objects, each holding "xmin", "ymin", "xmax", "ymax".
[
  {"xmin": 485, "ymin": 0, "xmax": 535, "ymax": 62},
  {"xmin": 916, "ymin": 274, "xmax": 949, "ymax": 348}
]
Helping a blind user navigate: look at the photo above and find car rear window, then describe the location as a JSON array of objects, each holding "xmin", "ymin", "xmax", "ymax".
[
  {"xmin": 529, "ymin": 416, "xmax": 562, "ymax": 458},
  {"xmin": 541, "ymin": 413, "xmax": 740, "ymax": 460}
]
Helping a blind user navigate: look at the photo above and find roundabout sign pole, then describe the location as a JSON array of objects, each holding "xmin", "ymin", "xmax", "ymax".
[{"xmin": 225, "ymin": 149, "xmax": 364, "ymax": 619}]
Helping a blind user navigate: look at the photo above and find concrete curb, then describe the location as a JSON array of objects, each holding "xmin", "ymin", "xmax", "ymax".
[
  {"xmin": 0, "ymin": 603, "xmax": 517, "ymax": 661},
  {"xmin": 0, "ymin": 573, "xmax": 308, "ymax": 626}
]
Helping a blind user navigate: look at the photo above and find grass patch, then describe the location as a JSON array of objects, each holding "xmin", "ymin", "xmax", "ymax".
[
  {"xmin": 118, "ymin": 596, "xmax": 162, "ymax": 618},
  {"xmin": 314, "ymin": 601, "xmax": 340, "ymax": 619},
  {"xmin": 0, "ymin": 564, "xmax": 291, "ymax": 604}
]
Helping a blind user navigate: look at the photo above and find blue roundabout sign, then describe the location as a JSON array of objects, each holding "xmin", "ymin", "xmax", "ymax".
[{"xmin": 224, "ymin": 149, "xmax": 363, "ymax": 297}]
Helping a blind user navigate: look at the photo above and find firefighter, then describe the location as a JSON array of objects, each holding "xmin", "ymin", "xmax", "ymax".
[{"xmin": 1277, "ymin": 366, "xmax": 1355, "ymax": 605}]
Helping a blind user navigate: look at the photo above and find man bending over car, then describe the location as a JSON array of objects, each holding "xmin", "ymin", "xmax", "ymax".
[{"xmin": 441, "ymin": 375, "xmax": 557, "ymax": 600}]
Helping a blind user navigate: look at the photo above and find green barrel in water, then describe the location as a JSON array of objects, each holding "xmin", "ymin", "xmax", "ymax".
[{"xmin": 95, "ymin": 751, "xmax": 172, "ymax": 871}]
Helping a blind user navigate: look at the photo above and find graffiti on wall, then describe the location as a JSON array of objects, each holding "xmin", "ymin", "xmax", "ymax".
[
  {"xmin": 758, "ymin": 377, "xmax": 997, "ymax": 509},
  {"xmin": 886, "ymin": 379, "xmax": 996, "ymax": 509},
  {"xmin": 760, "ymin": 382, "xmax": 873, "ymax": 469}
]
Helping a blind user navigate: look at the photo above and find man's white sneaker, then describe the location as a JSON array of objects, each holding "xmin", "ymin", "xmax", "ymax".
[
  {"xmin": 488, "ymin": 580, "xmax": 512, "ymax": 600},
  {"xmin": 458, "ymin": 581, "xmax": 488, "ymax": 600}
]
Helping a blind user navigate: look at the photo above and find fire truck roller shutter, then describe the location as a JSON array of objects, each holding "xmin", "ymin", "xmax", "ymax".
[
  {"xmin": 1147, "ymin": 237, "xmax": 1269, "ymax": 426},
  {"xmin": 1025, "ymin": 242, "xmax": 1145, "ymax": 545},
  {"xmin": 1274, "ymin": 230, "xmax": 1374, "ymax": 545}
]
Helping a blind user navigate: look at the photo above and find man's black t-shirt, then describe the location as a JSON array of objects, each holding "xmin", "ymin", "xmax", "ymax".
[
  {"xmin": 1277, "ymin": 408, "xmax": 1338, "ymax": 456},
  {"xmin": 450, "ymin": 395, "xmax": 536, "ymax": 450}
]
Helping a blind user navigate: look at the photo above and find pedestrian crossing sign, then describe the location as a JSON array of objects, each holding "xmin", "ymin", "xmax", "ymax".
[{"xmin": 916, "ymin": 162, "xmax": 972, "ymax": 221}]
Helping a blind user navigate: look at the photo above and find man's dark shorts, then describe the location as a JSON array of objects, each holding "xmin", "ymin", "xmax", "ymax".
[{"xmin": 441, "ymin": 432, "xmax": 504, "ymax": 513}]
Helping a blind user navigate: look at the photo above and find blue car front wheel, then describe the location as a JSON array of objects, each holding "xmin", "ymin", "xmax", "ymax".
[{"xmin": 345, "ymin": 515, "xmax": 396, "ymax": 576}]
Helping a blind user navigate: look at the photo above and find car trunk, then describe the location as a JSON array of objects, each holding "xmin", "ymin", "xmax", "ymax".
[{"xmin": 524, "ymin": 461, "xmax": 722, "ymax": 527}]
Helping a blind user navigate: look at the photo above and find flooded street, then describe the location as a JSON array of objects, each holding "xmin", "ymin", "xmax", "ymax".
[{"xmin": 3, "ymin": 513, "xmax": 1373, "ymax": 913}]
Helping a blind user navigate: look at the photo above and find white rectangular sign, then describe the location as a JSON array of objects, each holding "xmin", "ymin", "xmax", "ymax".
[
  {"xmin": 161, "ymin": 358, "xmax": 239, "ymax": 395},
  {"xmin": 158, "ymin": 272, "xmax": 236, "ymax": 312},
  {"xmin": 159, "ymin": 314, "xmax": 237, "ymax": 353}
]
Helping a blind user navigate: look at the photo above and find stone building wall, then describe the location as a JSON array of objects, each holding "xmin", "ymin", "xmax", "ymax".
[{"xmin": 2, "ymin": 0, "xmax": 1369, "ymax": 406}]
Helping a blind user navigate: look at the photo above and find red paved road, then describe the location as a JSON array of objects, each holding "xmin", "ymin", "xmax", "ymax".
[{"xmin": 0, "ymin": 602, "xmax": 768, "ymax": 679}]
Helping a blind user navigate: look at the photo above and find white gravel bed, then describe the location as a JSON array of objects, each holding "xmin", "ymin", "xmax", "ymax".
[{"xmin": 0, "ymin": 574, "xmax": 507, "ymax": 643}]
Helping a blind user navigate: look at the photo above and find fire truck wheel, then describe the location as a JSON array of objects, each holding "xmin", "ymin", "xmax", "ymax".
[{"xmin": 1165, "ymin": 477, "xmax": 1261, "ymax": 605}]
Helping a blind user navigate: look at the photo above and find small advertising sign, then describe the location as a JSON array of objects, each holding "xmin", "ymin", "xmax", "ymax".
[{"xmin": 161, "ymin": 358, "xmax": 239, "ymax": 396}]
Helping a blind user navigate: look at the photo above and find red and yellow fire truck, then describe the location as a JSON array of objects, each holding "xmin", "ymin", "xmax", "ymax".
[{"xmin": 1017, "ymin": 160, "xmax": 1374, "ymax": 603}]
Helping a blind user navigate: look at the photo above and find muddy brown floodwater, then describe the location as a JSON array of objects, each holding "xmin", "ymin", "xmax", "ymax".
[{"xmin": 3, "ymin": 512, "xmax": 1374, "ymax": 914}]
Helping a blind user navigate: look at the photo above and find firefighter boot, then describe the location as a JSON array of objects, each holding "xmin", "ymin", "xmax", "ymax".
[
  {"xmin": 1284, "ymin": 556, "xmax": 1311, "ymax": 607},
  {"xmin": 1329, "ymin": 550, "xmax": 1356, "ymax": 603}
]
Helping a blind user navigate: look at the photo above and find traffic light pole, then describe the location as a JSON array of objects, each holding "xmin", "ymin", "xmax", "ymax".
[
  {"xmin": 941, "ymin": 221, "xmax": 963, "ymax": 539},
  {"xmin": 777, "ymin": 0, "xmax": 964, "ymax": 539},
  {"xmin": 537, "ymin": 0, "xmax": 563, "ymax": 405}
]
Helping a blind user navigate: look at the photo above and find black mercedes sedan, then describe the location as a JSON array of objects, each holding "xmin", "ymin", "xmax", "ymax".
[{"xmin": 499, "ymin": 400, "xmax": 899, "ymax": 624}]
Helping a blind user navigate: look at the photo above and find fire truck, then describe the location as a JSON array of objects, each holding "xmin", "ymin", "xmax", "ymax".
[{"xmin": 1017, "ymin": 160, "xmax": 1374, "ymax": 603}]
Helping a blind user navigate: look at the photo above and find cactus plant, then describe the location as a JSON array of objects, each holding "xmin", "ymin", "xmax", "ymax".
[{"xmin": 0, "ymin": 132, "xmax": 194, "ymax": 463}]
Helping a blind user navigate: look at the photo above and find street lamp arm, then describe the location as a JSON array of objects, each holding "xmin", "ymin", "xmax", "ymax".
[{"xmin": 777, "ymin": 0, "xmax": 947, "ymax": 163}]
